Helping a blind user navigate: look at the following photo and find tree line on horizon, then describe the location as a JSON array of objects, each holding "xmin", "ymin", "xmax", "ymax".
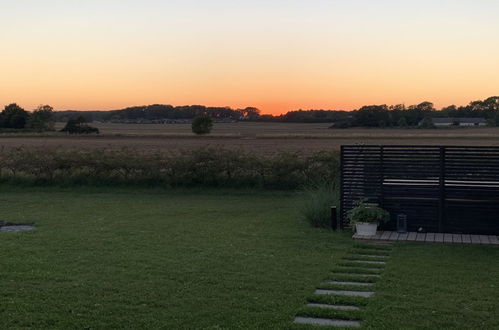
[
  {"xmin": 268, "ymin": 96, "xmax": 499, "ymax": 128},
  {"xmin": 5, "ymin": 96, "xmax": 499, "ymax": 129}
]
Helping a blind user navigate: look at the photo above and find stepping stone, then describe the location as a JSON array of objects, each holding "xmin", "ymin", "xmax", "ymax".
[
  {"xmin": 294, "ymin": 317, "xmax": 361, "ymax": 327},
  {"xmin": 322, "ymin": 280, "xmax": 373, "ymax": 287},
  {"xmin": 351, "ymin": 251, "xmax": 390, "ymax": 257},
  {"xmin": 0, "ymin": 225, "xmax": 35, "ymax": 233},
  {"xmin": 314, "ymin": 289, "xmax": 374, "ymax": 297},
  {"xmin": 354, "ymin": 254, "xmax": 389, "ymax": 259},
  {"xmin": 331, "ymin": 273, "xmax": 381, "ymax": 278},
  {"xmin": 306, "ymin": 303, "xmax": 361, "ymax": 311},
  {"xmin": 349, "ymin": 260, "xmax": 386, "ymax": 265}
]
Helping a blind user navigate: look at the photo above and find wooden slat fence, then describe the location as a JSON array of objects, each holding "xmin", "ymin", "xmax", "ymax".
[{"xmin": 340, "ymin": 145, "xmax": 499, "ymax": 235}]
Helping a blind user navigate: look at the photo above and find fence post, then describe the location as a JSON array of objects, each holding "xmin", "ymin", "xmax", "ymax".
[{"xmin": 438, "ymin": 146, "xmax": 446, "ymax": 232}]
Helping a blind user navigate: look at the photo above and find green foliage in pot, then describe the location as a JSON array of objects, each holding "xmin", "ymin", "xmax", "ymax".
[{"xmin": 347, "ymin": 201, "xmax": 390, "ymax": 226}]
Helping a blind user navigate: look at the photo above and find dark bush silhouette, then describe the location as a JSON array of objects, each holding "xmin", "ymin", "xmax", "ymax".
[
  {"xmin": 419, "ymin": 117, "xmax": 436, "ymax": 129},
  {"xmin": 61, "ymin": 116, "xmax": 99, "ymax": 134},
  {"xmin": 28, "ymin": 105, "xmax": 55, "ymax": 131},
  {"xmin": 192, "ymin": 114, "xmax": 213, "ymax": 135},
  {"xmin": 0, "ymin": 103, "xmax": 30, "ymax": 129}
]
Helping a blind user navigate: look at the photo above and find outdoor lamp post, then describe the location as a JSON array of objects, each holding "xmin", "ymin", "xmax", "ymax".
[{"xmin": 397, "ymin": 213, "xmax": 408, "ymax": 233}]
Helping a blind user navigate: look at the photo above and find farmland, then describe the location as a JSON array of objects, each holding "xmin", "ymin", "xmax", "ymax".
[{"xmin": 2, "ymin": 122, "xmax": 499, "ymax": 155}]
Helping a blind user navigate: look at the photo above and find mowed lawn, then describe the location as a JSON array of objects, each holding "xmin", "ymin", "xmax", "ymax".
[
  {"xmin": 0, "ymin": 187, "xmax": 352, "ymax": 329},
  {"xmin": 1, "ymin": 187, "xmax": 498, "ymax": 329}
]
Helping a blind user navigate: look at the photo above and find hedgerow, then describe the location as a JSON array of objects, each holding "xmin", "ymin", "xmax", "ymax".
[{"xmin": 0, "ymin": 147, "xmax": 339, "ymax": 190}]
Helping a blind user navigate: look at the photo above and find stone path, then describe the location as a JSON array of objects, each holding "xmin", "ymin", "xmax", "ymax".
[
  {"xmin": 0, "ymin": 225, "xmax": 36, "ymax": 233},
  {"xmin": 293, "ymin": 243, "xmax": 393, "ymax": 327}
]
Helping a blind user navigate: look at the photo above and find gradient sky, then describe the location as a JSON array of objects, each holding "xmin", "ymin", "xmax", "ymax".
[{"xmin": 1, "ymin": 0, "xmax": 498, "ymax": 114}]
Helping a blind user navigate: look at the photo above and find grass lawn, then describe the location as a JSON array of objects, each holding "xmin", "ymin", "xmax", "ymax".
[
  {"xmin": 1, "ymin": 186, "xmax": 498, "ymax": 329},
  {"xmin": 0, "ymin": 186, "xmax": 352, "ymax": 329}
]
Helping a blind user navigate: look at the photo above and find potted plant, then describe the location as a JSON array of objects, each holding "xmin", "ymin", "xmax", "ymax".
[{"xmin": 347, "ymin": 201, "xmax": 390, "ymax": 236}]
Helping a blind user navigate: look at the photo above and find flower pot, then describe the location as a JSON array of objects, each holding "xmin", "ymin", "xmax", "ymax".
[{"xmin": 355, "ymin": 222, "xmax": 378, "ymax": 236}]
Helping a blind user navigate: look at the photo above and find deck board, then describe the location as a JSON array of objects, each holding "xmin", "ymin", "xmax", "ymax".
[
  {"xmin": 435, "ymin": 233, "xmax": 444, "ymax": 243},
  {"xmin": 388, "ymin": 232, "xmax": 399, "ymax": 241},
  {"xmin": 407, "ymin": 232, "xmax": 417, "ymax": 241},
  {"xmin": 452, "ymin": 234, "xmax": 462, "ymax": 244},
  {"xmin": 425, "ymin": 233, "xmax": 435, "ymax": 242},
  {"xmin": 380, "ymin": 231, "xmax": 391, "ymax": 240},
  {"xmin": 416, "ymin": 233, "xmax": 426, "ymax": 242},
  {"xmin": 470, "ymin": 235, "xmax": 481, "ymax": 244},
  {"xmin": 444, "ymin": 234, "xmax": 453, "ymax": 243},
  {"xmin": 478, "ymin": 235, "xmax": 490, "ymax": 245},
  {"xmin": 353, "ymin": 231, "xmax": 498, "ymax": 246},
  {"xmin": 489, "ymin": 236, "xmax": 499, "ymax": 245},
  {"xmin": 398, "ymin": 233, "xmax": 409, "ymax": 241}
]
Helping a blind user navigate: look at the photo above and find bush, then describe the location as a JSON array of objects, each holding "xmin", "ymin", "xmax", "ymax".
[
  {"xmin": 192, "ymin": 115, "xmax": 213, "ymax": 135},
  {"xmin": 61, "ymin": 116, "xmax": 99, "ymax": 134},
  {"xmin": 419, "ymin": 117, "xmax": 436, "ymax": 129},
  {"xmin": 300, "ymin": 182, "xmax": 339, "ymax": 228}
]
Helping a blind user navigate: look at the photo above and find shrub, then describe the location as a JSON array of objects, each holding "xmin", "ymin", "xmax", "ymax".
[
  {"xmin": 192, "ymin": 115, "xmax": 213, "ymax": 135},
  {"xmin": 61, "ymin": 116, "xmax": 99, "ymax": 134},
  {"xmin": 300, "ymin": 182, "xmax": 339, "ymax": 228},
  {"xmin": 419, "ymin": 117, "xmax": 436, "ymax": 129}
]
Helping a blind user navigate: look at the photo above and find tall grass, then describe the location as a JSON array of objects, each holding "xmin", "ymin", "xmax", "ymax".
[
  {"xmin": 300, "ymin": 181, "xmax": 339, "ymax": 228},
  {"xmin": 0, "ymin": 147, "xmax": 340, "ymax": 190}
]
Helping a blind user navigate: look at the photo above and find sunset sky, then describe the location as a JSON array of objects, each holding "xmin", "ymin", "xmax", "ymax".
[{"xmin": 1, "ymin": 0, "xmax": 498, "ymax": 114}]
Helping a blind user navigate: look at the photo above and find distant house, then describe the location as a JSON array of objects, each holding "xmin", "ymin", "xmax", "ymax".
[{"xmin": 420, "ymin": 117, "xmax": 487, "ymax": 127}]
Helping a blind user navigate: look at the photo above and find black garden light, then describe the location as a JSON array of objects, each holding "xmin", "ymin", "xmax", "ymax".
[{"xmin": 397, "ymin": 213, "xmax": 408, "ymax": 233}]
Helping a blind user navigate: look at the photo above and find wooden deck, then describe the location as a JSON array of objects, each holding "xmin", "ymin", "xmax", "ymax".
[{"xmin": 353, "ymin": 231, "xmax": 499, "ymax": 246}]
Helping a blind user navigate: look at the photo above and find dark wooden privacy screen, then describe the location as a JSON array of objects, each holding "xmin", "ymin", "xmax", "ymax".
[{"xmin": 340, "ymin": 145, "xmax": 499, "ymax": 235}]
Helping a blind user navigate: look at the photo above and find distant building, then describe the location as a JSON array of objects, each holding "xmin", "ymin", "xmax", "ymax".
[{"xmin": 420, "ymin": 117, "xmax": 487, "ymax": 127}]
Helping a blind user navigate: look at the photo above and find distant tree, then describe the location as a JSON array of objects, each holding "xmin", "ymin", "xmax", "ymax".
[
  {"xmin": 28, "ymin": 105, "xmax": 55, "ymax": 131},
  {"xmin": 397, "ymin": 117, "xmax": 408, "ymax": 127},
  {"xmin": 191, "ymin": 114, "xmax": 213, "ymax": 135},
  {"xmin": 240, "ymin": 107, "xmax": 261, "ymax": 119},
  {"xmin": 354, "ymin": 105, "xmax": 389, "ymax": 127},
  {"xmin": 61, "ymin": 116, "xmax": 99, "ymax": 134},
  {"xmin": 419, "ymin": 117, "xmax": 436, "ymax": 129},
  {"xmin": 0, "ymin": 103, "xmax": 30, "ymax": 129},
  {"xmin": 491, "ymin": 113, "xmax": 499, "ymax": 127},
  {"xmin": 330, "ymin": 119, "xmax": 353, "ymax": 129}
]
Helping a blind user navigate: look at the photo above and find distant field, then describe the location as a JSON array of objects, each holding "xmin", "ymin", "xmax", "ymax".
[{"xmin": 2, "ymin": 122, "xmax": 499, "ymax": 154}]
